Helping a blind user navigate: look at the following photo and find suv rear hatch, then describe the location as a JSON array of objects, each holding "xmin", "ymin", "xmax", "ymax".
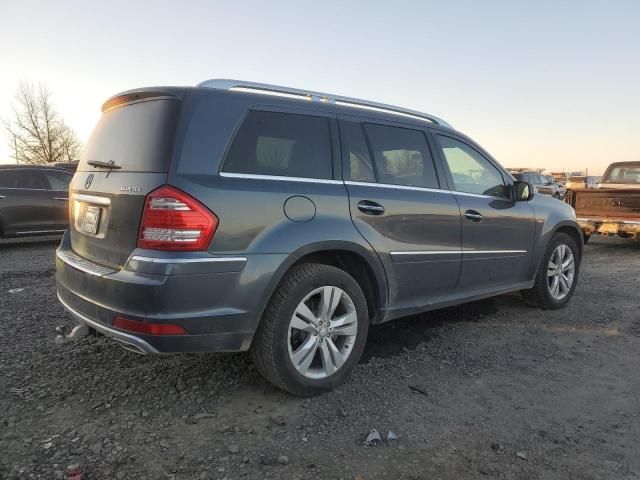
[{"xmin": 70, "ymin": 91, "xmax": 182, "ymax": 268}]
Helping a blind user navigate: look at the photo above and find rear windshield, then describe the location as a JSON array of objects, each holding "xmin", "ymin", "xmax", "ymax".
[
  {"xmin": 602, "ymin": 163, "xmax": 640, "ymax": 184},
  {"xmin": 78, "ymin": 99, "xmax": 180, "ymax": 173}
]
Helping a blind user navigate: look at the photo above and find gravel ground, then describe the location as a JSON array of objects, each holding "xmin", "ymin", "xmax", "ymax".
[{"xmin": 1, "ymin": 235, "xmax": 639, "ymax": 479}]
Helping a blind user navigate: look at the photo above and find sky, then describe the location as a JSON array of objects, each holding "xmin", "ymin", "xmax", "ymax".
[{"xmin": 1, "ymin": 0, "xmax": 639, "ymax": 175}]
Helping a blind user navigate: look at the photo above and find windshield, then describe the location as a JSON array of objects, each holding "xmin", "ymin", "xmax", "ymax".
[{"xmin": 603, "ymin": 163, "xmax": 640, "ymax": 184}]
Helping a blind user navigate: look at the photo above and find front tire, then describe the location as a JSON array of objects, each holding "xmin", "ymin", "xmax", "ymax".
[
  {"xmin": 251, "ymin": 263, "xmax": 369, "ymax": 396},
  {"xmin": 522, "ymin": 232, "xmax": 580, "ymax": 309}
]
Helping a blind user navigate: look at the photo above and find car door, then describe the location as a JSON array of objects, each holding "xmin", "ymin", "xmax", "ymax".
[
  {"xmin": 339, "ymin": 117, "xmax": 462, "ymax": 309},
  {"xmin": 41, "ymin": 169, "xmax": 73, "ymax": 229},
  {"xmin": 433, "ymin": 133, "xmax": 536, "ymax": 292},
  {"xmin": 0, "ymin": 168, "xmax": 53, "ymax": 235}
]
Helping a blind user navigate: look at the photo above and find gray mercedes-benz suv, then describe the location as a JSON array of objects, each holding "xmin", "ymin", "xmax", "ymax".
[{"xmin": 56, "ymin": 80, "xmax": 582, "ymax": 395}]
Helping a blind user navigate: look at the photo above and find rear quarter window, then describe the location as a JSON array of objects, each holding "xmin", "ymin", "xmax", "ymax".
[{"xmin": 223, "ymin": 111, "xmax": 333, "ymax": 179}]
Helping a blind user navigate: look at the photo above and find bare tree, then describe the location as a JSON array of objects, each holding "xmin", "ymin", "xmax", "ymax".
[{"xmin": 4, "ymin": 81, "xmax": 82, "ymax": 165}]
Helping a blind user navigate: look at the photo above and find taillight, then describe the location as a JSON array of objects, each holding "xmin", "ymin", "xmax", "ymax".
[
  {"xmin": 138, "ymin": 185, "xmax": 218, "ymax": 251},
  {"xmin": 113, "ymin": 316, "xmax": 187, "ymax": 335}
]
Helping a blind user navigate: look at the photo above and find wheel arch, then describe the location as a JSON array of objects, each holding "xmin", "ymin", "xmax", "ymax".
[
  {"xmin": 552, "ymin": 222, "xmax": 584, "ymax": 260},
  {"xmin": 531, "ymin": 220, "xmax": 584, "ymax": 279},
  {"xmin": 255, "ymin": 241, "xmax": 388, "ymax": 327}
]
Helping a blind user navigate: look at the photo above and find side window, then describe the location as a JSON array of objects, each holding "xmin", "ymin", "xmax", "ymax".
[
  {"xmin": 0, "ymin": 171, "xmax": 19, "ymax": 188},
  {"xmin": 15, "ymin": 170, "xmax": 47, "ymax": 189},
  {"xmin": 342, "ymin": 122, "xmax": 375, "ymax": 182},
  {"xmin": 43, "ymin": 170, "xmax": 72, "ymax": 190},
  {"xmin": 363, "ymin": 124, "xmax": 439, "ymax": 189},
  {"xmin": 223, "ymin": 111, "xmax": 333, "ymax": 179},
  {"xmin": 436, "ymin": 135, "xmax": 507, "ymax": 198}
]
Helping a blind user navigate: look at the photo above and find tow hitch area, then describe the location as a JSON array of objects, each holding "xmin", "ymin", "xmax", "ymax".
[{"xmin": 55, "ymin": 324, "xmax": 93, "ymax": 345}]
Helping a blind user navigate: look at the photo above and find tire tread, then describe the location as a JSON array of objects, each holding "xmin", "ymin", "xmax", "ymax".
[{"xmin": 251, "ymin": 263, "xmax": 361, "ymax": 395}]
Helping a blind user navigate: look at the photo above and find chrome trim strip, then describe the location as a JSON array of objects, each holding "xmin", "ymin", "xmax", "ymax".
[
  {"xmin": 57, "ymin": 250, "xmax": 117, "ymax": 277},
  {"xmin": 130, "ymin": 255, "xmax": 248, "ymax": 264},
  {"xmin": 345, "ymin": 180, "xmax": 445, "ymax": 194},
  {"xmin": 390, "ymin": 249, "xmax": 526, "ymax": 256},
  {"xmin": 57, "ymin": 292, "xmax": 159, "ymax": 354},
  {"xmin": 463, "ymin": 250, "xmax": 527, "ymax": 254},
  {"xmin": 218, "ymin": 174, "xmax": 508, "ymax": 201},
  {"xmin": 220, "ymin": 172, "xmax": 343, "ymax": 184},
  {"xmin": 391, "ymin": 250, "xmax": 461, "ymax": 255},
  {"xmin": 344, "ymin": 180, "xmax": 507, "ymax": 200},
  {"xmin": 453, "ymin": 191, "xmax": 506, "ymax": 200},
  {"xmin": 15, "ymin": 229, "xmax": 66, "ymax": 235},
  {"xmin": 72, "ymin": 193, "xmax": 111, "ymax": 205}
]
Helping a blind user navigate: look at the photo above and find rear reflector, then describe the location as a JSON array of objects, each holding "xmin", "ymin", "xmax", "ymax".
[
  {"xmin": 138, "ymin": 185, "xmax": 218, "ymax": 251},
  {"xmin": 112, "ymin": 316, "xmax": 187, "ymax": 335}
]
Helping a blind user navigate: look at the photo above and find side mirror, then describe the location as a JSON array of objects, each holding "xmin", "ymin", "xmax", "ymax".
[{"xmin": 513, "ymin": 181, "xmax": 534, "ymax": 201}]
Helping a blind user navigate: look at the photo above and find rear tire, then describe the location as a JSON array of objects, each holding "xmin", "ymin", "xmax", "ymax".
[
  {"xmin": 521, "ymin": 233, "xmax": 580, "ymax": 309},
  {"xmin": 251, "ymin": 263, "xmax": 369, "ymax": 396}
]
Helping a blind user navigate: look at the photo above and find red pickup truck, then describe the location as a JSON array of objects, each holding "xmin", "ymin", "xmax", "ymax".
[{"xmin": 565, "ymin": 161, "xmax": 640, "ymax": 243}]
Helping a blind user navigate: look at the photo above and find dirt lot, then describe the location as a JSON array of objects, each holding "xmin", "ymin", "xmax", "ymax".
[{"xmin": 1, "ymin": 236, "xmax": 639, "ymax": 479}]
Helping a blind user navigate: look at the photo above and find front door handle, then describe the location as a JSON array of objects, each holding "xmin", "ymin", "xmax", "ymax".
[
  {"xmin": 464, "ymin": 210, "xmax": 483, "ymax": 222},
  {"xmin": 53, "ymin": 197, "xmax": 68, "ymax": 201},
  {"xmin": 0, "ymin": 195, "xmax": 5, "ymax": 199},
  {"xmin": 357, "ymin": 200, "xmax": 385, "ymax": 215}
]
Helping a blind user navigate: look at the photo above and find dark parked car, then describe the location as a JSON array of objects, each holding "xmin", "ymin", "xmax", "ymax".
[
  {"xmin": 56, "ymin": 80, "xmax": 583, "ymax": 395},
  {"xmin": 512, "ymin": 172, "xmax": 564, "ymax": 199},
  {"xmin": 0, "ymin": 165, "xmax": 72, "ymax": 237}
]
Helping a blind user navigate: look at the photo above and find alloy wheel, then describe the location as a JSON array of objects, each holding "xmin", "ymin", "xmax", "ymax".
[
  {"xmin": 547, "ymin": 244, "xmax": 575, "ymax": 300},
  {"xmin": 287, "ymin": 286, "xmax": 358, "ymax": 379}
]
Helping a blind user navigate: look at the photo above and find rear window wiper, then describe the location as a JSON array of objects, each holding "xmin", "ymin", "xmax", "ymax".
[{"xmin": 87, "ymin": 160, "xmax": 122, "ymax": 170}]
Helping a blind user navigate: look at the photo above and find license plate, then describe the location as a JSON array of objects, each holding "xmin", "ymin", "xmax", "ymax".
[{"xmin": 79, "ymin": 205, "xmax": 101, "ymax": 235}]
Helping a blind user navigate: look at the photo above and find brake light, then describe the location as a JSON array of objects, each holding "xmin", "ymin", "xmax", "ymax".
[
  {"xmin": 113, "ymin": 316, "xmax": 187, "ymax": 335},
  {"xmin": 138, "ymin": 185, "xmax": 218, "ymax": 251}
]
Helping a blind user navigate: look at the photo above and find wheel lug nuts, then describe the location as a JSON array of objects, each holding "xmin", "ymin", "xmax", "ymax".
[{"xmin": 313, "ymin": 331, "xmax": 318, "ymax": 336}]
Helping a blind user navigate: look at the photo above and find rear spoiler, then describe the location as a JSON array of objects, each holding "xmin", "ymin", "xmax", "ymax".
[{"xmin": 101, "ymin": 89, "xmax": 181, "ymax": 113}]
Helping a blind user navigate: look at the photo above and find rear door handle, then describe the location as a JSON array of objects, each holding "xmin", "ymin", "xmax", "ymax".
[
  {"xmin": 0, "ymin": 195, "xmax": 5, "ymax": 199},
  {"xmin": 464, "ymin": 210, "xmax": 483, "ymax": 222},
  {"xmin": 53, "ymin": 197, "xmax": 68, "ymax": 201},
  {"xmin": 357, "ymin": 200, "xmax": 385, "ymax": 215}
]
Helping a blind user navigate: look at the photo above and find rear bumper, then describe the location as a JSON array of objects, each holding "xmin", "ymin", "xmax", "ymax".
[
  {"xmin": 577, "ymin": 217, "xmax": 640, "ymax": 237},
  {"xmin": 57, "ymin": 292, "xmax": 159, "ymax": 354},
  {"xmin": 55, "ymin": 231, "xmax": 287, "ymax": 353}
]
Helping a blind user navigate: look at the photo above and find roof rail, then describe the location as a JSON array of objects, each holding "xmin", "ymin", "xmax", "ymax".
[{"xmin": 197, "ymin": 79, "xmax": 452, "ymax": 128}]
